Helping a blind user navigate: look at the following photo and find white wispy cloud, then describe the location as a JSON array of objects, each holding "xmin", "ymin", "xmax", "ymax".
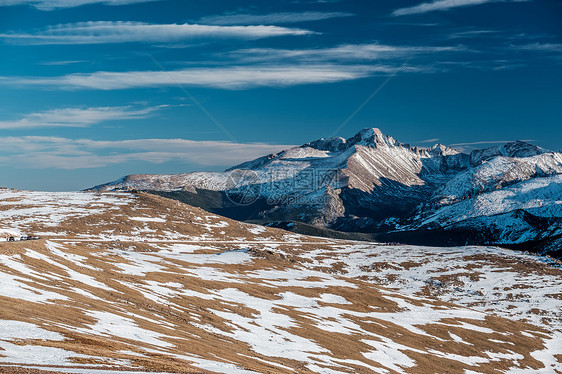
[
  {"xmin": 4, "ymin": 65, "xmax": 393, "ymax": 90},
  {"xmin": 230, "ymin": 43, "xmax": 463, "ymax": 63},
  {"xmin": 447, "ymin": 30, "xmax": 497, "ymax": 39},
  {"xmin": 451, "ymin": 139, "xmax": 534, "ymax": 146},
  {"xmin": 512, "ymin": 42, "xmax": 562, "ymax": 52},
  {"xmin": 0, "ymin": 21, "xmax": 313, "ymax": 45},
  {"xmin": 0, "ymin": 106, "xmax": 162, "ymax": 129},
  {"xmin": 197, "ymin": 11, "xmax": 353, "ymax": 25},
  {"xmin": 0, "ymin": 136, "xmax": 295, "ymax": 169},
  {"xmin": 449, "ymin": 139, "xmax": 536, "ymax": 152},
  {"xmin": 417, "ymin": 138, "xmax": 440, "ymax": 143},
  {"xmin": 0, "ymin": 0, "xmax": 161, "ymax": 10},
  {"xmin": 392, "ymin": 0, "xmax": 526, "ymax": 16},
  {"xmin": 437, "ymin": 59, "xmax": 528, "ymax": 71}
]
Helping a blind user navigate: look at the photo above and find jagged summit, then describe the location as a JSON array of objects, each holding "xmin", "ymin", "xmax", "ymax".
[
  {"xmin": 305, "ymin": 128, "xmax": 408, "ymax": 152},
  {"xmin": 233, "ymin": 128, "xmax": 403, "ymax": 169},
  {"xmin": 347, "ymin": 127, "xmax": 399, "ymax": 148},
  {"xmin": 304, "ymin": 136, "xmax": 347, "ymax": 152},
  {"xmin": 302, "ymin": 128, "xmax": 394, "ymax": 152},
  {"xmin": 304, "ymin": 128, "xmax": 460, "ymax": 159},
  {"xmin": 428, "ymin": 143, "xmax": 461, "ymax": 156}
]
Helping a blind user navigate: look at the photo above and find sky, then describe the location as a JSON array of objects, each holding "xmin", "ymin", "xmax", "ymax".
[{"xmin": 0, "ymin": 0, "xmax": 561, "ymax": 191}]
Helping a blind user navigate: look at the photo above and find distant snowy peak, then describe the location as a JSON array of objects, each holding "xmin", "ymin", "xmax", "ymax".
[
  {"xmin": 299, "ymin": 128, "xmax": 461, "ymax": 161},
  {"xmin": 427, "ymin": 143, "xmax": 461, "ymax": 157},
  {"xmin": 305, "ymin": 136, "xmax": 347, "ymax": 152},
  {"xmin": 302, "ymin": 128, "xmax": 402, "ymax": 153},
  {"xmin": 470, "ymin": 140, "xmax": 547, "ymax": 166},
  {"xmin": 231, "ymin": 128, "xmax": 550, "ymax": 176},
  {"xmin": 347, "ymin": 127, "xmax": 400, "ymax": 148},
  {"xmin": 435, "ymin": 151, "xmax": 562, "ymax": 205},
  {"xmin": 219, "ymin": 134, "xmax": 549, "ymax": 176}
]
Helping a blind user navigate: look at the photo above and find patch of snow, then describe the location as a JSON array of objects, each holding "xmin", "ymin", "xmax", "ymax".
[
  {"xmin": 81, "ymin": 310, "xmax": 174, "ymax": 348},
  {"xmin": 130, "ymin": 216, "xmax": 166, "ymax": 223}
]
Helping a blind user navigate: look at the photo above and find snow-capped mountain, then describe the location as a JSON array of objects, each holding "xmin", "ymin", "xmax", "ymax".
[{"xmin": 92, "ymin": 128, "xmax": 562, "ymax": 256}]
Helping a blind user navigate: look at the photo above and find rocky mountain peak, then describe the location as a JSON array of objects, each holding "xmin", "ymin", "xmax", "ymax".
[
  {"xmin": 305, "ymin": 128, "xmax": 403, "ymax": 153},
  {"xmin": 347, "ymin": 127, "xmax": 399, "ymax": 148},
  {"xmin": 428, "ymin": 143, "xmax": 462, "ymax": 157},
  {"xmin": 503, "ymin": 140, "xmax": 545, "ymax": 157},
  {"xmin": 304, "ymin": 136, "xmax": 347, "ymax": 152},
  {"xmin": 470, "ymin": 140, "xmax": 547, "ymax": 166}
]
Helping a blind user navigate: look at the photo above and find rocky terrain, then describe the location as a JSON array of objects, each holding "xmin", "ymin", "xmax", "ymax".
[
  {"xmin": 92, "ymin": 128, "xmax": 562, "ymax": 257},
  {"xmin": 0, "ymin": 188, "xmax": 561, "ymax": 373}
]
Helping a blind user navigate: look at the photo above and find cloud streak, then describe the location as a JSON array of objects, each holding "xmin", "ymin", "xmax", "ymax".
[
  {"xmin": 197, "ymin": 11, "xmax": 353, "ymax": 25},
  {"xmin": 230, "ymin": 43, "xmax": 463, "ymax": 63},
  {"xmin": 0, "ymin": 21, "xmax": 313, "ymax": 45},
  {"xmin": 447, "ymin": 30, "xmax": 497, "ymax": 39},
  {"xmin": 451, "ymin": 139, "xmax": 534, "ymax": 146},
  {"xmin": 512, "ymin": 43, "xmax": 562, "ymax": 52},
  {"xmin": 3, "ymin": 65, "xmax": 397, "ymax": 90},
  {"xmin": 0, "ymin": 106, "xmax": 162, "ymax": 129},
  {"xmin": 0, "ymin": 0, "xmax": 161, "ymax": 10},
  {"xmin": 392, "ymin": 0, "xmax": 526, "ymax": 16},
  {"xmin": 0, "ymin": 136, "xmax": 295, "ymax": 169},
  {"xmin": 450, "ymin": 139, "xmax": 536, "ymax": 153},
  {"xmin": 417, "ymin": 138, "xmax": 440, "ymax": 143}
]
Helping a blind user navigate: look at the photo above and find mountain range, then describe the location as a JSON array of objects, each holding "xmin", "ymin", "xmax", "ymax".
[{"xmin": 92, "ymin": 128, "xmax": 562, "ymax": 257}]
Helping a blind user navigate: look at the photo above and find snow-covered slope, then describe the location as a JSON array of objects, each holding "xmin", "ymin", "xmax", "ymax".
[
  {"xmin": 469, "ymin": 140, "xmax": 547, "ymax": 166},
  {"xmin": 0, "ymin": 189, "xmax": 561, "ymax": 373},
  {"xmin": 423, "ymin": 174, "xmax": 562, "ymax": 226},
  {"xmin": 91, "ymin": 128, "xmax": 562, "ymax": 255},
  {"xmin": 433, "ymin": 152, "xmax": 562, "ymax": 205}
]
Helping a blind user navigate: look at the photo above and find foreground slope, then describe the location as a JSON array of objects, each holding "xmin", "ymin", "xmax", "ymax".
[
  {"xmin": 0, "ymin": 188, "xmax": 561, "ymax": 373},
  {"xmin": 91, "ymin": 128, "xmax": 562, "ymax": 256}
]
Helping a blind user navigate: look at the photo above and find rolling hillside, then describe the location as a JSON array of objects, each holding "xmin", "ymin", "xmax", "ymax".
[{"xmin": 0, "ymin": 188, "xmax": 561, "ymax": 373}]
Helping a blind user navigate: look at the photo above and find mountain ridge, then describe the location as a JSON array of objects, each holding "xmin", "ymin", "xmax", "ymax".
[{"xmin": 90, "ymin": 128, "xmax": 562, "ymax": 257}]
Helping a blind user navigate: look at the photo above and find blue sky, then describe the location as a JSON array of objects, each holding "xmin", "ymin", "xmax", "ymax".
[{"xmin": 1, "ymin": 0, "xmax": 561, "ymax": 191}]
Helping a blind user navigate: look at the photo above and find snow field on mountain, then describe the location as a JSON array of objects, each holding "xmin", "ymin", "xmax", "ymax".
[{"xmin": 423, "ymin": 174, "xmax": 562, "ymax": 227}]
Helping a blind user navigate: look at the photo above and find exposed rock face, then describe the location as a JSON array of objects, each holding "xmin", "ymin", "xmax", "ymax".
[{"xmin": 91, "ymin": 128, "xmax": 562, "ymax": 256}]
